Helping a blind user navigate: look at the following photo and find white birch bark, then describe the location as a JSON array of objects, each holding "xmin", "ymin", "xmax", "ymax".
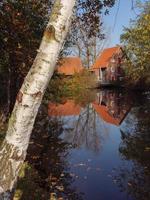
[{"xmin": 0, "ymin": 0, "xmax": 75, "ymax": 196}]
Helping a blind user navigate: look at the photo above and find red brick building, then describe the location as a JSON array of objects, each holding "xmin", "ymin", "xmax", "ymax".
[{"xmin": 91, "ymin": 46, "xmax": 125, "ymax": 84}]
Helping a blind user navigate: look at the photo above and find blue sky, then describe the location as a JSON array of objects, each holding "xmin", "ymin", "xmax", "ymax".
[{"xmin": 104, "ymin": 0, "xmax": 139, "ymax": 47}]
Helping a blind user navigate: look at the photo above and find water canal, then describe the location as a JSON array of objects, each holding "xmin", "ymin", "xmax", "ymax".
[{"xmin": 0, "ymin": 89, "xmax": 150, "ymax": 200}]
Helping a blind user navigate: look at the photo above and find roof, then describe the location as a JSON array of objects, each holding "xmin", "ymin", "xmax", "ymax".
[
  {"xmin": 57, "ymin": 57, "xmax": 83, "ymax": 75},
  {"xmin": 92, "ymin": 46, "xmax": 121, "ymax": 69},
  {"xmin": 92, "ymin": 100, "xmax": 131, "ymax": 126},
  {"xmin": 48, "ymin": 100, "xmax": 81, "ymax": 116},
  {"xmin": 92, "ymin": 103, "xmax": 120, "ymax": 126}
]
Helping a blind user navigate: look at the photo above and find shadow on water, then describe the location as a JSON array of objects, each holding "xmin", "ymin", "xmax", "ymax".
[
  {"xmin": 0, "ymin": 89, "xmax": 149, "ymax": 200},
  {"xmin": 14, "ymin": 104, "xmax": 83, "ymax": 200},
  {"xmin": 113, "ymin": 97, "xmax": 150, "ymax": 200}
]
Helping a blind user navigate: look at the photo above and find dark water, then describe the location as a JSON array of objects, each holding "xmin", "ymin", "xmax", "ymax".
[{"xmin": 0, "ymin": 89, "xmax": 150, "ymax": 200}]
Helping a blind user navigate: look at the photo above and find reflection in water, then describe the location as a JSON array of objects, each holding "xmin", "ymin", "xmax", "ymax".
[
  {"xmin": 48, "ymin": 100, "xmax": 101, "ymax": 152},
  {"xmin": 0, "ymin": 89, "xmax": 149, "ymax": 200},
  {"xmin": 48, "ymin": 100, "xmax": 81, "ymax": 116},
  {"xmin": 13, "ymin": 104, "xmax": 83, "ymax": 200},
  {"xmin": 93, "ymin": 90, "xmax": 131, "ymax": 126},
  {"xmin": 48, "ymin": 90, "xmax": 131, "ymax": 152},
  {"xmin": 113, "ymin": 99, "xmax": 150, "ymax": 200}
]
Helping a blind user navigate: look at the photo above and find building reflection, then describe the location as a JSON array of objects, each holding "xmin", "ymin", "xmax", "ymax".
[
  {"xmin": 48, "ymin": 90, "xmax": 131, "ymax": 128},
  {"xmin": 93, "ymin": 90, "xmax": 131, "ymax": 126},
  {"xmin": 48, "ymin": 100, "xmax": 102, "ymax": 152},
  {"xmin": 0, "ymin": 89, "xmax": 143, "ymax": 200},
  {"xmin": 48, "ymin": 91, "xmax": 132, "ymax": 153},
  {"xmin": 48, "ymin": 100, "xmax": 81, "ymax": 117}
]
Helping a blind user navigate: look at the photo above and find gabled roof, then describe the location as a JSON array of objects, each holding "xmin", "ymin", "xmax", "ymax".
[
  {"xmin": 92, "ymin": 101, "xmax": 130, "ymax": 126},
  {"xmin": 57, "ymin": 57, "xmax": 83, "ymax": 75},
  {"xmin": 92, "ymin": 46, "xmax": 121, "ymax": 69},
  {"xmin": 92, "ymin": 103, "xmax": 120, "ymax": 126},
  {"xmin": 48, "ymin": 100, "xmax": 81, "ymax": 116}
]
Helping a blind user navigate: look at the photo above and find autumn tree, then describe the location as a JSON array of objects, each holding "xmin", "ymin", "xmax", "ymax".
[
  {"xmin": 0, "ymin": 0, "xmax": 115, "ymax": 114},
  {"xmin": 121, "ymin": 1, "xmax": 150, "ymax": 87},
  {"xmin": 0, "ymin": 0, "xmax": 76, "ymax": 196},
  {"xmin": 0, "ymin": 0, "xmax": 116, "ymax": 197},
  {"xmin": 0, "ymin": 0, "xmax": 52, "ymax": 112}
]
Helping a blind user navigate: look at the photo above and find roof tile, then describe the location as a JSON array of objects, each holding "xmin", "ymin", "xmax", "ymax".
[
  {"xmin": 57, "ymin": 57, "xmax": 83, "ymax": 75},
  {"xmin": 92, "ymin": 46, "xmax": 120, "ymax": 69}
]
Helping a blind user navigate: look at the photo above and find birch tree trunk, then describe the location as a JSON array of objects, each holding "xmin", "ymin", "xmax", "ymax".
[{"xmin": 0, "ymin": 0, "xmax": 75, "ymax": 196}]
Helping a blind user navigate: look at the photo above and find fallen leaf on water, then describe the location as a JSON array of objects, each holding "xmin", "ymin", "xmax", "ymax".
[
  {"xmin": 113, "ymin": 179, "xmax": 117, "ymax": 183},
  {"xmin": 56, "ymin": 185, "xmax": 64, "ymax": 192},
  {"xmin": 51, "ymin": 182, "xmax": 57, "ymax": 186},
  {"xmin": 86, "ymin": 167, "xmax": 91, "ymax": 171},
  {"xmin": 60, "ymin": 173, "xmax": 65, "ymax": 177},
  {"xmin": 128, "ymin": 182, "xmax": 132, "ymax": 187},
  {"xmin": 145, "ymin": 147, "xmax": 150, "ymax": 151},
  {"xmin": 107, "ymin": 174, "xmax": 112, "ymax": 178},
  {"xmin": 31, "ymin": 156, "xmax": 39, "ymax": 160},
  {"xmin": 50, "ymin": 193, "xmax": 57, "ymax": 200},
  {"xmin": 36, "ymin": 143, "xmax": 43, "ymax": 148},
  {"xmin": 70, "ymin": 173, "xmax": 75, "ymax": 177},
  {"xmin": 51, "ymin": 177, "xmax": 58, "ymax": 181},
  {"xmin": 75, "ymin": 163, "xmax": 86, "ymax": 167}
]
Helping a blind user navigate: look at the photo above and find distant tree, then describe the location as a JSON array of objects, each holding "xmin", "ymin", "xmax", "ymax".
[
  {"xmin": 69, "ymin": 0, "xmax": 115, "ymax": 68},
  {"xmin": 121, "ymin": 1, "xmax": 150, "ymax": 87}
]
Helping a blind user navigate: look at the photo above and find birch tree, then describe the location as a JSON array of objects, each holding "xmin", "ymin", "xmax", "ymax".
[{"xmin": 0, "ymin": 0, "xmax": 75, "ymax": 196}]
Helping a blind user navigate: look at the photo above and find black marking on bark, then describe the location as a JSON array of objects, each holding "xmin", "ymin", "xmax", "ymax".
[
  {"xmin": 44, "ymin": 25, "xmax": 59, "ymax": 42},
  {"xmin": 62, "ymin": 25, "xmax": 66, "ymax": 31},
  {"xmin": 31, "ymin": 91, "xmax": 42, "ymax": 98},
  {"xmin": 16, "ymin": 91, "xmax": 23, "ymax": 103},
  {"xmin": 23, "ymin": 104, "xmax": 29, "ymax": 108},
  {"xmin": 42, "ymin": 59, "xmax": 50, "ymax": 64}
]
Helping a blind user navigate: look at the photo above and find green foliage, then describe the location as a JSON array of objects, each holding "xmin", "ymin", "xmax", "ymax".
[
  {"xmin": 0, "ymin": 0, "xmax": 115, "ymax": 111},
  {"xmin": 0, "ymin": 0, "xmax": 51, "ymax": 74},
  {"xmin": 121, "ymin": 1, "xmax": 150, "ymax": 87},
  {"xmin": 0, "ymin": 0, "xmax": 52, "ymax": 108},
  {"xmin": 45, "ymin": 70, "xmax": 97, "ymax": 104}
]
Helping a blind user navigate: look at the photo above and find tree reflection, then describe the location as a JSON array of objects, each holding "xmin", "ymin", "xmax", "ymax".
[
  {"xmin": 0, "ymin": 89, "xmax": 139, "ymax": 199},
  {"xmin": 48, "ymin": 99, "xmax": 104, "ymax": 153},
  {"xmin": 114, "ymin": 98, "xmax": 150, "ymax": 200},
  {"xmin": 49, "ymin": 90, "xmax": 132, "ymax": 153},
  {"xmin": 14, "ymin": 104, "xmax": 83, "ymax": 200},
  {"xmin": 63, "ymin": 104, "xmax": 101, "ymax": 152}
]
